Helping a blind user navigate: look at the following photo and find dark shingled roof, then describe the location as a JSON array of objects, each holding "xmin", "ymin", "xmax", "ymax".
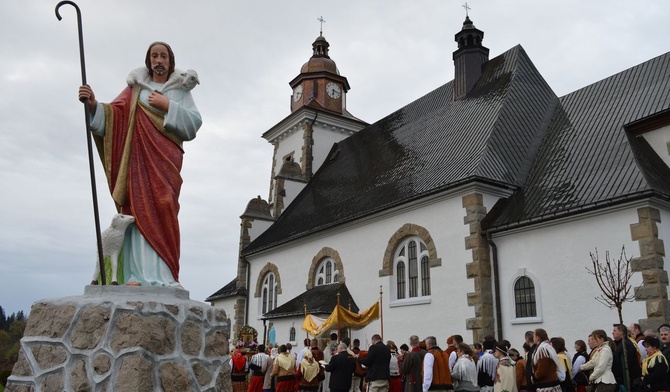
[
  {"xmin": 244, "ymin": 44, "xmax": 670, "ymax": 254},
  {"xmin": 245, "ymin": 45, "xmax": 558, "ymax": 254},
  {"xmin": 261, "ymin": 283, "xmax": 359, "ymax": 320},
  {"xmin": 205, "ymin": 278, "xmax": 246, "ymax": 302},
  {"xmin": 483, "ymin": 51, "xmax": 670, "ymax": 231}
]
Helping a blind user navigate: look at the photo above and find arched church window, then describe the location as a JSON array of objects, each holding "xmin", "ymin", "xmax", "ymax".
[
  {"xmin": 514, "ymin": 276, "xmax": 536, "ymax": 318},
  {"xmin": 394, "ymin": 237, "xmax": 431, "ymax": 300},
  {"xmin": 262, "ymin": 272, "xmax": 278, "ymax": 314},
  {"xmin": 315, "ymin": 258, "xmax": 339, "ymax": 286},
  {"xmin": 289, "ymin": 326, "xmax": 296, "ymax": 342}
]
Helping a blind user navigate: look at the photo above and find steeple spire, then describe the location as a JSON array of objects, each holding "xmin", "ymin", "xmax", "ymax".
[
  {"xmin": 462, "ymin": 2, "xmax": 471, "ymax": 17},
  {"xmin": 453, "ymin": 13, "xmax": 489, "ymax": 100}
]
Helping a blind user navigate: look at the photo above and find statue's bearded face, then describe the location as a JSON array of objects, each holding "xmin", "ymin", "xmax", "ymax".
[{"xmin": 149, "ymin": 44, "xmax": 170, "ymax": 77}]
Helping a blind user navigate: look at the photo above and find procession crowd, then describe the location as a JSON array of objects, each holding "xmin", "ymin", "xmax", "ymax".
[{"xmin": 230, "ymin": 323, "xmax": 670, "ymax": 392}]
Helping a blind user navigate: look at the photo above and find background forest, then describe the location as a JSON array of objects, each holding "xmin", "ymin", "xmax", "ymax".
[{"xmin": 0, "ymin": 307, "xmax": 26, "ymax": 391}]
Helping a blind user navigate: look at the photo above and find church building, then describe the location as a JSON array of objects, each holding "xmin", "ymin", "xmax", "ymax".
[{"xmin": 207, "ymin": 15, "xmax": 670, "ymax": 349}]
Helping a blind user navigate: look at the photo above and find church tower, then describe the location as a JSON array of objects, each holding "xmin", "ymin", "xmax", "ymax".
[
  {"xmin": 263, "ymin": 29, "xmax": 367, "ymax": 218},
  {"xmin": 289, "ymin": 33, "xmax": 350, "ymax": 115},
  {"xmin": 218, "ymin": 26, "xmax": 368, "ymax": 338}
]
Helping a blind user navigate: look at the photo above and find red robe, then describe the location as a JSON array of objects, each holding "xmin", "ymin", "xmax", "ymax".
[{"xmin": 95, "ymin": 86, "xmax": 183, "ymax": 281}]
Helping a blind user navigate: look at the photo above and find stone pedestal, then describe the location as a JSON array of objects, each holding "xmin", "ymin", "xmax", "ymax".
[{"xmin": 6, "ymin": 286, "xmax": 232, "ymax": 392}]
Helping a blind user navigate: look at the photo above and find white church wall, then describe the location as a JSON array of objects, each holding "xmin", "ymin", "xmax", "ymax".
[
  {"xmin": 247, "ymin": 192, "xmax": 490, "ymax": 346},
  {"xmin": 312, "ymin": 126, "xmax": 349, "ymax": 174},
  {"xmin": 248, "ymin": 219, "xmax": 274, "ymax": 243},
  {"xmin": 657, "ymin": 209, "xmax": 670, "ymax": 242},
  {"xmin": 273, "ymin": 132, "xmax": 304, "ymax": 177},
  {"xmin": 280, "ymin": 180, "xmax": 307, "ymax": 211},
  {"xmin": 641, "ymin": 124, "xmax": 670, "ymax": 169},
  {"xmin": 659, "ymin": 207, "xmax": 669, "ymax": 247},
  {"xmin": 210, "ymin": 297, "xmax": 235, "ymax": 329},
  {"xmin": 494, "ymin": 206, "xmax": 647, "ymax": 353}
]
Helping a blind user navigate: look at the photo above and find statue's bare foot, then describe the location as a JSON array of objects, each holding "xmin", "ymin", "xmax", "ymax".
[
  {"xmin": 126, "ymin": 281, "xmax": 141, "ymax": 286},
  {"xmin": 177, "ymin": 285, "xmax": 185, "ymax": 290},
  {"xmin": 90, "ymin": 280, "xmax": 98, "ymax": 285}
]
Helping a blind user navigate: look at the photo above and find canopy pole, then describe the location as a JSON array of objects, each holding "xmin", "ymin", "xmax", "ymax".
[
  {"xmin": 304, "ymin": 300, "xmax": 309, "ymax": 342},
  {"xmin": 379, "ymin": 285, "xmax": 384, "ymax": 341},
  {"xmin": 336, "ymin": 291, "xmax": 341, "ymax": 343}
]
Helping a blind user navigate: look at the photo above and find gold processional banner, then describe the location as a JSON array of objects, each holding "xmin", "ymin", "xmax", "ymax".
[{"xmin": 302, "ymin": 301, "xmax": 380, "ymax": 337}]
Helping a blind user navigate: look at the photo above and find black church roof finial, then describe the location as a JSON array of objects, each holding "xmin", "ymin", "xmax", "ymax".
[
  {"xmin": 462, "ymin": 2, "xmax": 471, "ymax": 17},
  {"xmin": 317, "ymin": 16, "xmax": 326, "ymax": 37}
]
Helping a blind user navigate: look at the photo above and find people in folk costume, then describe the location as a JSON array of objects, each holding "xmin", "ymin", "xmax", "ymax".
[
  {"xmin": 637, "ymin": 336, "xmax": 669, "ymax": 392},
  {"xmin": 611, "ymin": 324, "xmax": 642, "ymax": 392},
  {"xmin": 359, "ymin": 334, "xmax": 392, "ymax": 392},
  {"xmin": 550, "ymin": 337, "xmax": 573, "ymax": 392},
  {"xmin": 357, "ymin": 349, "xmax": 369, "ymax": 392},
  {"xmin": 579, "ymin": 330, "xmax": 617, "ymax": 392},
  {"xmin": 450, "ymin": 343, "xmax": 478, "ymax": 392},
  {"xmin": 509, "ymin": 348, "xmax": 527, "ymax": 392},
  {"xmin": 297, "ymin": 338, "xmax": 311, "ymax": 366},
  {"xmin": 400, "ymin": 335, "xmax": 426, "ymax": 392},
  {"xmin": 445, "ymin": 336, "xmax": 458, "ymax": 371},
  {"xmin": 264, "ymin": 344, "xmax": 276, "ymax": 392},
  {"xmin": 324, "ymin": 333, "xmax": 339, "ymax": 392},
  {"xmin": 493, "ymin": 341, "xmax": 518, "ymax": 392},
  {"xmin": 249, "ymin": 345, "xmax": 271, "ymax": 392},
  {"xmin": 326, "ymin": 342, "xmax": 358, "ymax": 392},
  {"xmin": 478, "ymin": 337, "xmax": 499, "ymax": 392},
  {"xmin": 271, "ymin": 344, "xmax": 297, "ymax": 392},
  {"xmin": 388, "ymin": 341, "xmax": 402, "ymax": 392},
  {"xmin": 421, "ymin": 336, "xmax": 453, "ymax": 392},
  {"xmin": 530, "ymin": 329, "xmax": 562, "ymax": 392},
  {"xmin": 297, "ymin": 349, "xmax": 323, "ymax": 392},
  {"xmin": 230, "ymin": 349, "xmax": 249, "ymax": 392},
  {"xmin": 572, "ymin": 340, "xmax": 590, "ymax": 392}
]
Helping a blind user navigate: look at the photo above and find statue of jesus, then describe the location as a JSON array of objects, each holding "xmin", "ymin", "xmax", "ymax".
[{"xmin": 78, "ymin": 41, "xmax": 202, "ymax": 287}]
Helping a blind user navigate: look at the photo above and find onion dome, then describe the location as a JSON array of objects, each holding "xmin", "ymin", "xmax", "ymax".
[{"xmin": 300, "ymin": 34, "xmax": 339, "ymax": 74}]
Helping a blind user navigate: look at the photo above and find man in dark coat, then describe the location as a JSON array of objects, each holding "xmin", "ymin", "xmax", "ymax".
[
  {"xmin": 326, "ymin": 342, "xmax": 357, "ymax": 392},
  {"xmin": 659, "ymin": 325, "xmax": 670, "ymax": 386},
  {"xmin": 359, "ymin": 334, "xmax": 391, "ymax": 392},
  {"xmin": 400, "ymin": 335, "xmax": 426, "ymax": 392},
  {"xmin": 612, "ymin": 324, "xmax": 642, "ymax": 391}
]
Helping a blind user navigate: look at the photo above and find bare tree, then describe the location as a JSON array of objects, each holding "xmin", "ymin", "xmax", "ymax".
[{"xmin": 586, "ymin": 246, "xmax": 635, "ymax": 392}]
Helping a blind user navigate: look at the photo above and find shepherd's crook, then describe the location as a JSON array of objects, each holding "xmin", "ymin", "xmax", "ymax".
[{"xmin": 55, "ymin": 1, "xmax": 106, "ymax": 285}]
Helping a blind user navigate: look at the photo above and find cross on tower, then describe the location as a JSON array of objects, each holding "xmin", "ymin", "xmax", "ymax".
[
  {"xmin": 317, "ymin": 16, "xmax": 326, "ymax": 36},
  {"xmin": 462, "ymin": 2, "xmax": 471, "ymax": 17}
]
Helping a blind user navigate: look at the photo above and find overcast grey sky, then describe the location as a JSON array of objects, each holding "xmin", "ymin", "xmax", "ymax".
[{"xmin": 2, "ymin": 0, "xmax": 669, "ymax": 315}]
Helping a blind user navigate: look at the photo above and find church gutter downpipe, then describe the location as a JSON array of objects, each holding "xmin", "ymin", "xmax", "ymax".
[{"xmin": 487, "ymin": 232, "xmax": 503, "ymax": 341}]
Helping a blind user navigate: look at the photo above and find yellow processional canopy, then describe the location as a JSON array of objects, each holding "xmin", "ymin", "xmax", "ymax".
[{"xmin": 302, "ymin": 301, "xmax": 380, "ymax": 337}]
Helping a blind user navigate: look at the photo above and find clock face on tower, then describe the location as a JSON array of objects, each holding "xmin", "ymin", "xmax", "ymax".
[
  {"xmin": 293, "ymin": 85, "xmax": 303, "ymax": 102},
  {"xmin": 326, "ymin": 82, "xmax": 341, "ymax": 99}
]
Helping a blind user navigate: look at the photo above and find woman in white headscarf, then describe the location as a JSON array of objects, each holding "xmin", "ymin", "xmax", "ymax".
[
  {"xmin": 452, "ymin": 343, "xmax": 479, "ymax": 392},
  {"xmin": 297, "ymin": 349, "xmax": 323, "ymax": 392}
]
